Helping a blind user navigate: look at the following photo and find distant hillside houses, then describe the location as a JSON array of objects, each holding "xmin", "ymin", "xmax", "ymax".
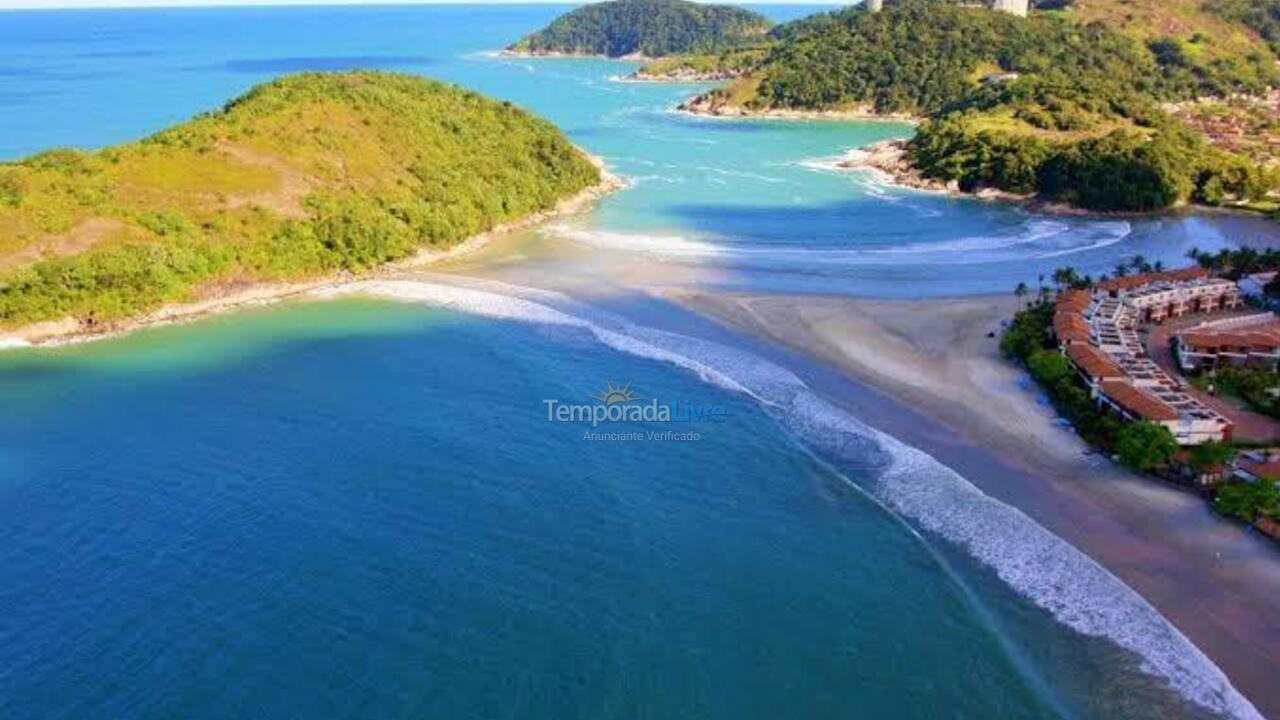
[{"xmin": 868, "ymin": 0, "xmax": 1028, "ymax": 17}]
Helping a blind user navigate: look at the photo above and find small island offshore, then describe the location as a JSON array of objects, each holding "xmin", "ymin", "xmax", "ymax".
[
  {"xmin": 617, "ymin": 0, "xmax": 1279, "ymax": 215},
  {"xmin": 506, "ymin": 0, "xmax": 771, "ymax": 60},
  {"xmin": 0, "ymin": 71, "xmax": 615, "ymax": 344}
]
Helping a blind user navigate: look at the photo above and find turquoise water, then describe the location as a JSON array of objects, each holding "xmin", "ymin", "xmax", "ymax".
[
  {"xmin": 2, "ymin": 4, "xmax": 1277, "ymax": 296},
  {"xmin": 0, "ymin": 298, "xmax": 1220, "ymax": 719},
  {"xmin": 0, "ymin": 5, "xmax": 1272, "ymax": 719}
]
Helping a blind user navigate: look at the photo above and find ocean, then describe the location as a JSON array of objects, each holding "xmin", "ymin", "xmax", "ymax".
[{"xmin": 0, "ymin": 4, "xmax": 1273, "ymax": 719}]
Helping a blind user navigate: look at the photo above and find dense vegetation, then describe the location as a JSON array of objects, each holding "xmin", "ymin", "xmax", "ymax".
[
  {"xmin": 1000, "ymin": 300, "xmax": 1128, "ymax": 451},
  {"xmin": 1203, "ymin": 0, "xmax": 1280, "ymax": 57},
  {"xmin": 1215, "ymin": 476, "xmax": 1280, "ymax": 524},
  {"xmin": 1191, "ymin": 367, "xmax": 1280, "ymax": 420},
  {"xmin": 508, "ymin": 0, "xmax": 771, "ymax": 58},
  {"xmin": 0, "ymin": 72, "xmax": 600, "ymax": 328},
  {"xmin": 670, "ymin": 0, "xmax": 1279, "ymax": 211}
]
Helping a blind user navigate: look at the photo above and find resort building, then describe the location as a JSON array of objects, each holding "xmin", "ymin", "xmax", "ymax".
[
  {"xmin": 991, "ymin": 0, "xmax": 1029, "ymax": 17},
  {"xmin": 1175, "ymin": 314, "xmax": 1280, "ymax": 372},
  {"xmin": 1234, "ymin": 450, "xmax": 1280, "ymax": 483},
  {"xmin": 1053, "ymin": 270, "xmax": 1238, "ymax": 445},
  {"xmin": 1095, "ymin": 268, "xmax": 1242, "ymax": 324}
]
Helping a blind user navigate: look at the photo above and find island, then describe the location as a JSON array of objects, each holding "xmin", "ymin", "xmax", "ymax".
[
  {"xmin": 506, "ymin": 0, "xmax": 772, "ymax": 59},
  {"xmin": 0, "ymin": 71, "xmax": 611, "ymax": 340},
  {"xmin": 655, "ymin": 0, "xmax": 1278, "ymax": 213}
]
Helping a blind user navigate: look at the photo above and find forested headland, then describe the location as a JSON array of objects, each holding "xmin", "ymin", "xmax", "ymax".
[
  {"xmin": 660, "ymin": 0, "xmax": 1280, "ymax": 213},
  {"xmin": 0, "ymin": 72, "xmax": 601, "ymax": 329}
]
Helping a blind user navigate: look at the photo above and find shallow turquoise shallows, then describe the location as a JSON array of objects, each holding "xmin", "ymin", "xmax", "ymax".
[
  {"xmin": 1, "ymin": 4, "xmax": 1277, "ymax": 297},
  {"xmin": 0, "ymin": 5, "xmax": 1267, "ymax": 719}
]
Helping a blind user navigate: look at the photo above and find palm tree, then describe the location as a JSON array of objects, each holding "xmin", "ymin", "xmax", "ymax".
[
  {"xmin": 1129, "ymin": 255, "xmax": 1146, "ymax": 271},
  {"xmin": 1014, "ymin": 281, "xmax": 1029, "ymax": 309},
  {"xmin": 1152, "ymin": 260, "xmax": 1164, "ymax": 272},
  {"xmin": 1113, "ymin": 263, "xmax": 1129, "ymax": 278},
  {"xmin": 1052, "ymin": 266, "xmax": 1081, "ymax": 290}
]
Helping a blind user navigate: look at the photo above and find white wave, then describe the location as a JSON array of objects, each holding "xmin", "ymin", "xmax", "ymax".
[
  {"xmin": 878, "ymin": 219, "xmax": 1071, "ymax": 255},
  {"xmin": 315, "ymin": 275, "xmax": 1262, "ymax": 720},
  {"xmin": 1036, "ymin": 221, "xmax": 1133, "ymax": 258},
  {"xmin": 630, "ymin": 174, "xmax": 687, "ymax": 186},
  {"xmin": 549, "ymin": 226, "xmax": 727, "ymax": 259},
  {"xmin": 549, "ymin": 220, "xmax": 1134, "ymax": 266},
  {"xmin": 0, "ymin": 337, "xmax": 30, "ymax": 352},
  {"xmin": 695, "ymin": 166, "xmax": 788, "ymax": 184}
]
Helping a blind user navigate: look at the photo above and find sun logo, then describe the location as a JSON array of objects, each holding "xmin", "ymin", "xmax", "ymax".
[{"xmin": 592, "ymin": 381, "xmax": 640, "ymax": 405}]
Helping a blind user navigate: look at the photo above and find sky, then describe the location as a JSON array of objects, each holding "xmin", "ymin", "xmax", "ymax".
[{"xmin": 0, "ymin": 0, "xmax": 828, "ymax": 9}]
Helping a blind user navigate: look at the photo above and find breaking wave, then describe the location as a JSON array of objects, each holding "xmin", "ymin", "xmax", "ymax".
[
  {"xmin": 548, "ymin": 219, "xmax": 1132, "ymax": 266},
  {"xmin": 317, "ymin": 275, "xmax": 1259, "ymax": 720}
]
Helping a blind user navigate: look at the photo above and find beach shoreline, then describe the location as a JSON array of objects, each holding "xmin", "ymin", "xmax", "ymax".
[
  {"xmin": 500, "ymin": 48, "xmax": 654, "ymax": 61},
  {"xmin": 674, "ymin": 96, "xmax": 922, "ymax": 124},
  {"xmin": 666, "ymin": 288, "xmax": 1280, "ymax": 718},
  {"xmin": 0, "ymin": 160, "xmax": 624, "ymax": 350}
]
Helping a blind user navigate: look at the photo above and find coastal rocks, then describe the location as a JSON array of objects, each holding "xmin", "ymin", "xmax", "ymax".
[
  {"xmin": 630, "ymin": 67, "xmax": 748, "ymax": 83},
  {"xmin": 838, "ymin": 139, "xmax": 1034, "ymax": 204},
  {"xmin": 676, "ymin": 91, "xmax": 743, "ymax": 116},
  {"xmin": 676, "ymin": 93, "xmax": 921, "ymax": 123},
  {"xmin": 836, "ymin": 140, "xmax": 954, "ymax": 193}
]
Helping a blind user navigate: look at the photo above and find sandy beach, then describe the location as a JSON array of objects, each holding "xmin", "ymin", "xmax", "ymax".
[{"xmin": 669, "ymin": 289, "xmax": 1280, "ymax": 718}]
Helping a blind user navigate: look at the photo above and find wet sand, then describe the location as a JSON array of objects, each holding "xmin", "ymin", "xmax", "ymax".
[{"xmin": 669, "ymin": 289, "xmax": 1280, "ymax": 718}]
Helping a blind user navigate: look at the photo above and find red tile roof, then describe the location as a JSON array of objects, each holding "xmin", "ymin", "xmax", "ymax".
[
  {"xmin": 1055, "ymin": 289, "xmax": 1091, "ymax": 313},
  {"xmin": 1066, "ymin": 344, "xmax": 1124, "ymax": 380},
  {"xmin": 1053, "ymin": 311, "xmax": 1090, "ymax": 343},
  {"xmin": 1238, "ymin": 458, "xmax": 1280, "ymax": 481},
  {"xmin": 1179, "ymin": 330, "xmax": 1280, "ymax": 354},
  {"xmin": 1095, "ymin": 267, "xmax": 1213, "ymax": 293},
  {"xmin": 1100, "ymin": 380, "xmax": 1180, "ymax": 422}
]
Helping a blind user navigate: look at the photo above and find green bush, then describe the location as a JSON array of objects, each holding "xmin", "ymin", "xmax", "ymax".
[
  {"xmin": 1115, "ymin": 421, "xmax": 1178, "ymax": 471},
  {"xmin": 1215, "ymin": 478, "xmax": 1280, "ymax": 522}
]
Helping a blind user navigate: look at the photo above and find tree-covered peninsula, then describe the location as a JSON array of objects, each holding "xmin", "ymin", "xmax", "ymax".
[
  {"xmin": 666, "ymin": 0, "xmax": 1279, "ymax": 212},
  {"xmin": 507, "ymin": 0, "xmax": 772, "ymax": 58},
  {"xmin": 0, "ymin": 72, "xmax": 602, "ymax": 329}
]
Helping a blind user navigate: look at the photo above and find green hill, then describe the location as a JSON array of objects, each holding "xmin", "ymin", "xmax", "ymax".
[
  {"xmin": 668, "ymin": 0, "xmax": 1278, "ymax": 211},
  {"xmin": 0, "ymin": 72, "xmax": 600, "ymax": 328},
  {"xmin": 1210, "ymin": 0, "xmax": 1280, "ymax": 56},
  {"xmin": 508, "ymin": 0, "xmax": 772, "ymax": 58}
]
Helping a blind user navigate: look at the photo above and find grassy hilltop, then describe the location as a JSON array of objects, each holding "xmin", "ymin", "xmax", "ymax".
[
  {"xmin": 663, "ymin": 0, "xmax": 1279, "ymax": 212},
  {"xmin": 508, "ymin": 0, "xmax": 772, "ymax": 58},
  {"xmin": 0, "ymin": 72, "xmax": 600, "ymax": 329}
]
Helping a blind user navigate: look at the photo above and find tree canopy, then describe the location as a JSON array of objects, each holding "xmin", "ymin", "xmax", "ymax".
[
  {"xmin": 0, "ymin": 72, "xmax": 600, "ymax": 328},
  {"xmin": 669, "ymin": 0, "xmax": 1278, "ymax": 211},
  {"xmin": 508, "ymin": 0, "xmax": 772, "ymax": 58}
]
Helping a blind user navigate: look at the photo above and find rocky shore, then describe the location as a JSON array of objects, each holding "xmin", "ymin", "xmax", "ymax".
[
  {"xmin": 628, "ymin": 67, "xmax": 749, "ymax": 83},
  {"xmin": 676, "ymin": 91, "xmax": 920, "ymax": 123},
  {"xmin": 835, "ymin": 138, "xmax": 1035, "ymax": 203}
]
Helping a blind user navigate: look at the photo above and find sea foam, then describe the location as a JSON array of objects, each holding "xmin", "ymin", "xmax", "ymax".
[
  {"xmin": 549, "ymin": 219, "xmax": 1134, "ymax": 266},
  {"xmin": 317, "ymin": 276, "xmax": 1261, "ymax": 720}
]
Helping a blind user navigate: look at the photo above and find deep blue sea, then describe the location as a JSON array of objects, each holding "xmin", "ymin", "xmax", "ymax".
[{"xmin": 0, "ymin": 5, "xmax": 1272, "ymax": 719}]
